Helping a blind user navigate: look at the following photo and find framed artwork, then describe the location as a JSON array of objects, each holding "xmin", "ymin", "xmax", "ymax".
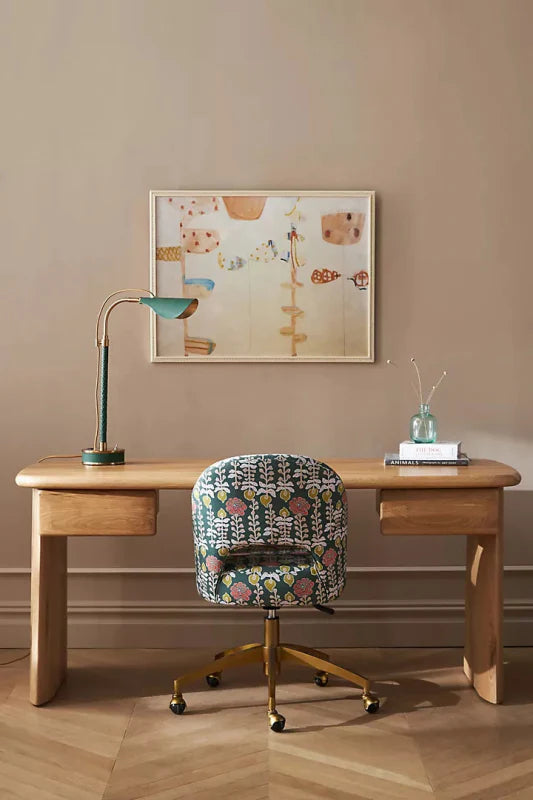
[{"xmin": 149, "ymin": 190, "xmax": 375, "ymax": 362}]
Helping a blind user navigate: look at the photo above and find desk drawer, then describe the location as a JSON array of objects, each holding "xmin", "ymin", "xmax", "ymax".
[
  {"xmin": 378, "ymin": 488, "xmax": 499, "ymax": 536},
  {"xmin": 37, "ymin": 490, "xmax": 158, "ymax": 536}
]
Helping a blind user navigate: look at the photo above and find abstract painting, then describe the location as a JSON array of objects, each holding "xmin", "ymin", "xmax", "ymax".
[{"xmin": 150, "ymin": 191, "xmax": 375, "ymax": 362}]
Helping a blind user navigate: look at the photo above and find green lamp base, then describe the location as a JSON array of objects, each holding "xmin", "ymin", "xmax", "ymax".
[{"xmin": 81, "ymin": 448, "xmax": 125, "ymax": 466}]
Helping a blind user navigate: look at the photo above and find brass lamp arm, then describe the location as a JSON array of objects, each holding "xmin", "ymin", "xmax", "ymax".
[
  {"xmin": 95, "ymin": 288, "xmax": 154, "ymax": 345},
  {"xmin": 101, "ymin": 297, "xmax": 141, "ymax": 344}
]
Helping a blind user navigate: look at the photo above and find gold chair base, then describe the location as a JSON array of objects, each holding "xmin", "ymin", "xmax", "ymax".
[{"xmin": 170, "ymin": 612, "xmax": 380, "ymax": 730}]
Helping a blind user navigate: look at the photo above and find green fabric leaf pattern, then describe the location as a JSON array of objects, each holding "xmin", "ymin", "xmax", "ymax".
[{"xmin": 192, "ymin": 455, "xmax": 348, "ymax": 607}]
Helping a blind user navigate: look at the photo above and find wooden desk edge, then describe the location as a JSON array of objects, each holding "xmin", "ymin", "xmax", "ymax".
[{"xmin": 15, "ymin": 458, "xmax": 522, "ymax": 491}]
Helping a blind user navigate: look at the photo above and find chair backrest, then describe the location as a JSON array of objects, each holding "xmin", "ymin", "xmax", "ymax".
[{"xmin": 192, "ymin": 454, "xmax": 348, "ymax": 602}]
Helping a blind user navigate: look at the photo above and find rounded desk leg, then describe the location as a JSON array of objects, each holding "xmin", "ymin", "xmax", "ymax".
[
  {"xmin": 30, "ymin": 490, "xmax": 68, "ymax": 706},
  {"xmin": 463, "ymin": 489, "xmax": 503, "ymax": 704}
]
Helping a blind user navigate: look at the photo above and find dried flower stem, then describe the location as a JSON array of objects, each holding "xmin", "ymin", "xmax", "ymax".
[
  {"xmin": 426, "ymin": 371, "xmax": 447, "ymax": 405},
  {"xmin": 387, "ymin": 359, "xmax": 420, "ymax": 402},
  {"xmin": 388, "ymin": 358, "xmax": 448, "ymax": 408},
  {"xmin": 410, "ymin": 357, "xmax": 423, "ymax": 405}
]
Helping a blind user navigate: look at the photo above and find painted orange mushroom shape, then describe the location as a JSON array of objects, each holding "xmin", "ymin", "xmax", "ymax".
[
  {"xmin": 222, "ymin": 196, "xmax": 267, "ymax": 221},
  {"xmin": 321, "ymin": 212, "xmax": 365, "ymax": 245}
]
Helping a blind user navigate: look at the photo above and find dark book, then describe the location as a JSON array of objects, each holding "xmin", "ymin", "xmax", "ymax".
[{"xmin": 384, "ymin": 453, "xmax": 470, "ymax": 467}]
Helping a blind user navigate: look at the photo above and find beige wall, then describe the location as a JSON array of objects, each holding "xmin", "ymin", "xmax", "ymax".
[{"xmin": 1, "ymin": 0, "xmax": 532, "ymax": 647}]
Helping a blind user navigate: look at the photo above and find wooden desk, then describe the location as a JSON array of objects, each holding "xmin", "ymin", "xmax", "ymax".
[{"xmin": 16, "ymin": 457, "xmax": 521, "ymax": 706}]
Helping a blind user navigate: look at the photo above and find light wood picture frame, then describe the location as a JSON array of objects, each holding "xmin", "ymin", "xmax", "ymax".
[{"xmin": 150, "ymin": 190, "xmax": 375, "ymax": 362}]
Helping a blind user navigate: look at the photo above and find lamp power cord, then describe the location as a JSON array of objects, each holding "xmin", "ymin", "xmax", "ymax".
[{"xmin": 0, "ymin": 651, "xmax": 30, "ymax": 667}]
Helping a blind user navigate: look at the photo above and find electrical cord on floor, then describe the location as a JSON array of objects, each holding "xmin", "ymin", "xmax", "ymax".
[{"xmin": 0, "ymin": 651, "xmax": 30, "ymax": 666}]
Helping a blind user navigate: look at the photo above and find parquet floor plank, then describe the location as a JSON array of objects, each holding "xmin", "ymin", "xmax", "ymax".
[
  {"xmin": 0, "ymin": 647, "xmax": 531, "ymax": 799},
  {"xmin": 403, "ymin": 648, "xmax": 533, "ymax": 800},
  {"xmin": 0, "ymin": 654, "xmax": 134, "ymax": 799},
  {"xmin": 0, "ymin": 651, "xmax": 28, "ymax": 704}
]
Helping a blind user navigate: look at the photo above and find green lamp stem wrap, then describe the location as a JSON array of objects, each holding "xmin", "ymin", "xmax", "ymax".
[{"xmin": 99, "ymin": 343, "xmax": 109, "ymax": 449}]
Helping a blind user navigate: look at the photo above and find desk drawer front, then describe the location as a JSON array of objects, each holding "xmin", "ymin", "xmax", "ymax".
[
  {"xmin": 38, "ymin": 490, "xmax": 158, "ymax": 536},
  {"xmin": 379, "ymin": 488, "xmax": 499, "ymax": 536}
]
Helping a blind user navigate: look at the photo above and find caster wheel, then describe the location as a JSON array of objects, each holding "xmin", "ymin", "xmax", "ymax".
[
  {"xmin": 268, "ymin": 711, "xmax": 286, "ymax": 733},
  {"xmin": 169, "ymin": 696, "xmax": 187, "ymax": 715},
  {"xmin": 206, "ymin": 673, "xmax": 220, "ymax": 688},
  {"xmin": 314, "ymin": 671, "xmax": 329, "ymax": 687},
  {"xmin": 363, "ymin": 693, "xmax": 380, "ymax": 714}
]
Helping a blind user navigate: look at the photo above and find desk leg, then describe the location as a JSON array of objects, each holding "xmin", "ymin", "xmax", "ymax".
[
  {"xmin": 30, "ymin": 490, "xmax": 67, "ymax": 706},
  {"xmin": 464, "ymin": 489, "xmax": 503, "ymax": 704}
]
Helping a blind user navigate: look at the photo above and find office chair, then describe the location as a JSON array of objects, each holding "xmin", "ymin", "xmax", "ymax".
[{"xmin": 169, "ymin": 454, "xmax": 380, "ymax": 731}]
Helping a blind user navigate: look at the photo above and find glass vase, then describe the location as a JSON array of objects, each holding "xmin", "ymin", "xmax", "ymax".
[{"xmin": 409, "ymin": 404, "xmax": 437, "ymax": 443}]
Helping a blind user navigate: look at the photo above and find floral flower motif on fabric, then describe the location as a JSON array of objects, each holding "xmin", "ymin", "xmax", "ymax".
[
  {"xmin": 294, "ymin": 577, "xmax": 315, "ymax": 598},
  {"xmin": 230, "ymin": 582, "xmax": 252, "ymax": 602},
  {"xmin": 289, "ymin": 496, "xmax": 311, "ymax": 516},
  {"xmin": 192, "ymin": 454, "xmax": 348, "ymax": 608},
  {"xmin": 226, "ymin": 497, "xmax": 247, "ymax": 516}
]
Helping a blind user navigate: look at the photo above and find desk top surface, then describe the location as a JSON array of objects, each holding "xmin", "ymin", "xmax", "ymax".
[{"xmin": 16, "ymin": 457, "xmax": 521, "ymax": 491}]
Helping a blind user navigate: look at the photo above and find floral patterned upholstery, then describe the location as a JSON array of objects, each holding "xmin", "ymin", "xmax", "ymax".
[{"xmin": 192, "ymin": 454, "xmax": 348, "ymax": 608}]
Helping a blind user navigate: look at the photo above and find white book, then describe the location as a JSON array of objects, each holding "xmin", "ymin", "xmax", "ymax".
[{"xmin": 399, "ymin": 440, "xmax": 461, "ymax": 460}]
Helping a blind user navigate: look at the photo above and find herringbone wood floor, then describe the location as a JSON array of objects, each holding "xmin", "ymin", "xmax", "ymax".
[{"xmin": 0, "ymin": 647, "xmax": 532, "ymax": 799}]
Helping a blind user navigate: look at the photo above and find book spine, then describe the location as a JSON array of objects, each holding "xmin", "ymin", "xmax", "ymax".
[
  {"xmin": 385, "ymin": 458, "xmax": 469, "ymax": 466},
  {"xmin": 399, "ymin": 445, "xmax": 459, "ymax": 459},
  {"xmin": 399, "ymin": 443, "xmax": 460, "ymax": 457}
]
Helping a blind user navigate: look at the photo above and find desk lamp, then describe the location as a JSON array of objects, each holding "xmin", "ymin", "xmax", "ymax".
[{"xmin": 82, "ymin": 289, "xmax": 198, "ymax": 466}]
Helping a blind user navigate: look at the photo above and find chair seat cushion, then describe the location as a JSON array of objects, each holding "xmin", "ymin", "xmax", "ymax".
[{"xmin": 214, "ymin": 544, "xmax": 327, "ymax": 607}]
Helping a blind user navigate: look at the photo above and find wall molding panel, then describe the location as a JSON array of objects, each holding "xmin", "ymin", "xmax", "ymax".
[
  {"xmin": 2, "ymin": 565, "xmax": 533, "ymax": 574},
  {"xmin": 1, "ymin": 565, "xmax": 532, "ymax": 648}
]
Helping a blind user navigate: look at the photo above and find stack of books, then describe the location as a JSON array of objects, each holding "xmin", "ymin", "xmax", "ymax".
[{"xmin": 384, "ymin": 441, "xmax": 469, "ymax": 466}]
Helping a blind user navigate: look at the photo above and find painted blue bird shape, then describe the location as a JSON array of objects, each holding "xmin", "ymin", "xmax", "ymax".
[
  {"xmin": 267, "ymin": 240, "xmax": 278, "ymax": 257},
  {"xmin": 229, "ymin": 256, "xmax": 247, "ymax": 271},
  {"xmin": 184, "ymin": 277, "xmax": 215, "ymax": 298},
  {"xmin": 218, "ymin": 253, "xmax": 248, "ymax": 270}
]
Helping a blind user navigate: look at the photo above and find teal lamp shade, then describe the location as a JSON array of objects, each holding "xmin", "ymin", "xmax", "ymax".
[{"xmin": 140, "ymin": 297, "xmax": 198, "ymax": 319}]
